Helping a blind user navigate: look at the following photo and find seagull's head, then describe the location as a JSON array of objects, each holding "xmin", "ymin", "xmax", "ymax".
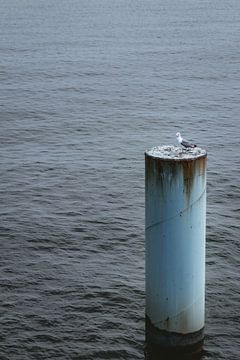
[{"xmin": 176, "ymin": 132, "xmax": 181, "ymax": 138}]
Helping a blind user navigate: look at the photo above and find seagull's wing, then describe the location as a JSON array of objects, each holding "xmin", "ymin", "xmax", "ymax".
[
  {"xmin": 181, "ymin": 138, "xmax": 196, "ymax": 148},
  {"xmin": 181, "ymin": 139, "xmax": 192, "ymax": 148}
]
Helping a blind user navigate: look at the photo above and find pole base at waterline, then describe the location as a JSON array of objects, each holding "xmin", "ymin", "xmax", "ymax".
[{"xmin": 145, "ymin": 316, "xmax": 204, "ymax": 359}]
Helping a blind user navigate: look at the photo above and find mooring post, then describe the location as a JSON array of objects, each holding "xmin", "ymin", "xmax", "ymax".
[{"xmin": 145, "ymin": 145, "xmax": 207, "ymax": 355}]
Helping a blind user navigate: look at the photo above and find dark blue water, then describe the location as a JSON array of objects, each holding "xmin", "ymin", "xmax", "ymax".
[{"xmin": 1, "ymin": 0, "xmax": 240, "ymax": 359}]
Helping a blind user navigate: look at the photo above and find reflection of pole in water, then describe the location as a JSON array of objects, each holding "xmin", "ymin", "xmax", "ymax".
[
  {"xmin": 145, "ymin": 146, "xmax": 207, "ymax": 357},
  {"xmin": 145, "ymin": 342, "xmax": 204, "ymax": 360}
]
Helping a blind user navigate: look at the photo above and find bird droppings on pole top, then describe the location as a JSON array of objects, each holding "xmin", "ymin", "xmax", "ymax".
[{"xmin": 146, "ymin": 145, "xmax": 206, "ymax": 160}]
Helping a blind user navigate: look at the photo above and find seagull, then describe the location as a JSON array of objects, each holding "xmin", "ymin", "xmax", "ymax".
[{"xmin": 176, "ymin": 132, "xmax": 197, "ymax": 149}]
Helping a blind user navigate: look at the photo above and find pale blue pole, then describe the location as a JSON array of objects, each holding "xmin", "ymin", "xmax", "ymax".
[{"xmin": 145, "ymin": 146, "xmax": 207, "ymax": 353}]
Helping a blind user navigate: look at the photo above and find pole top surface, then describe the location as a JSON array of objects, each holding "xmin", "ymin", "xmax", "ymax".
[{"xmin": 145, "ymin": 145, "xmax": 207, "ymax": 161}]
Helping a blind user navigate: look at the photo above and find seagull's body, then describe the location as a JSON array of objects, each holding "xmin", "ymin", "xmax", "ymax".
[{"xmin": 176, "ymin": 132, "xmax": 197, "ymax": 149}]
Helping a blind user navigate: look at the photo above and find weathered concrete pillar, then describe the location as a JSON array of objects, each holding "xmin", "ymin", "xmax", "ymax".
[{"xmin": 145, "ymin": 145, "xmax": 207, "ymax": 355}]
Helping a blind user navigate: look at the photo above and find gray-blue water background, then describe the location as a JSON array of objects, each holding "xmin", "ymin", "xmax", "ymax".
[{"xmin": 1, "ymin": 0, "xmax": 240, "ymax": 359}]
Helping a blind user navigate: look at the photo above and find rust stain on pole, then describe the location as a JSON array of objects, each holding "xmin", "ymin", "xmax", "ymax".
[{"xmin": 146, "ymin": 150, "xmax": 207, "ymax": 205}]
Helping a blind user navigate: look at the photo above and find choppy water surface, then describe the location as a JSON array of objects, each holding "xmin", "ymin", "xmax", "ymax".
[{"xmin": 1, "ymin": 0, "xmax": 240, "ymax": 359}]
